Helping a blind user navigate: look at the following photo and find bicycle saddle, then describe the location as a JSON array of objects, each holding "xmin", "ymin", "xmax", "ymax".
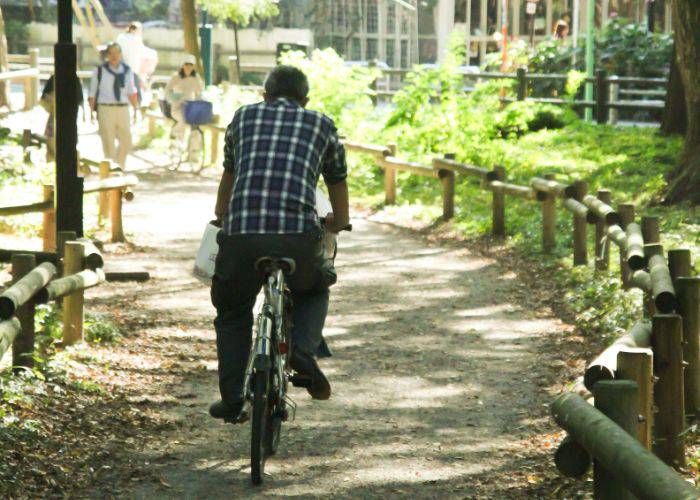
[{"xmin": 254, "ymin": 257, "xmax": 296, "ymax": 275}]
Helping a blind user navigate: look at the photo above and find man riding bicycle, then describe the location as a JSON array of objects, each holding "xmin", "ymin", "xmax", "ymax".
[{"xmin": 210, "ymin": 66, "xmax": 350, "ymax": 420}]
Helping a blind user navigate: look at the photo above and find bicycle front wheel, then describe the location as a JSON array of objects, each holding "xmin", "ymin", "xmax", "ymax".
[{"xmin": 251, "ymin": 369, "xmax": 270, "ymax": 485}]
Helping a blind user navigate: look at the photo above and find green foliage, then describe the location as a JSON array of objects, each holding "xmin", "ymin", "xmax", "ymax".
[
  {"xmin": 597, "ymin": 19, "xmax": 673, "ymax": 77},
  {"xmin": 4, "ymin": 20, "xmax": 29, "ymax": 53},
  {"xmin": 128, "ymin": 0, "xmax": 170, "ymax": 21},
  {"xmin": 199, "ymin": 0, "xmax": 279, "ymax": 26},
  {"xmin": 84, "ymin": 313, "xmax": 121, "ymax": 344},
  {"xmin": 279, "ymin": 48, "xmax": 379, "ymax": 127}
]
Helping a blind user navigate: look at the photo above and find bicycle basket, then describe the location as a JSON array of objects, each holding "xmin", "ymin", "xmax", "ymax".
[
  {"xmin": 183, "ymin": 100, "xmax": 214, "ymax": 125},
  {"xmin": 158, "ymin": 99, "xmax": 173, "ymax": 120}
]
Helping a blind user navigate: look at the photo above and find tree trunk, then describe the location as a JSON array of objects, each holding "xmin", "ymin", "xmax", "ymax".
[
  {"xmin": 233, "ymin": 22, "xmax": 241, "ymax": 80},
  {"xmin": 180, "ymin": 0, "xmax": 203, "ymax": 75},
  {"xmin": 660, "ymin": 41, "xmax": 687, "ymax": 136},
  {"xmin": 665, "ymin": 0, "xmax": 700, "ymax": 205},
  {"xmin": 0, "ymin": 7, "xmax": 10, "ymax": 109}
]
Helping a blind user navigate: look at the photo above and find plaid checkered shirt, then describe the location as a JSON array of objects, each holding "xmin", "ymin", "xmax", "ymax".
[{"xmin": 222, "ymin": 98, "xmax": 347, "ymax": 235}]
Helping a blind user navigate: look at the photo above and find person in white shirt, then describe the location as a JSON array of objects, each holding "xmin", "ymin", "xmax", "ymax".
[
  {"xmin": 165, "ymin": 54, "xmax": 204, "ymax": 140},
  {"xmin": 88, "ymin": 42, "xmax": 138, "ymax": 169}
]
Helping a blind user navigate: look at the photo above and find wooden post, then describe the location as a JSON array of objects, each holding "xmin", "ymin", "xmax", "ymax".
[
  {"xmin": 22, "ymin": 74, "xmax": 32, "ymax": 111},
  {"xmin": 110, "ymin": 188, "xmax": 125, "ymax": 243},
  {"xmin": 608, "ymin": 76, "xmax": 620, "ymax": 125},
  {"xmin": 98, "ymin": 161, "xmax": 110, "ymax": 225},
  {"xmin": 595, "ymin": 189, "xmax": 612, "ymax": 270},
  {"xmin": 29, "ymin": 48, "xmax": 39, "ymax": 109},
  {"xmin": 641, "ymin": 215, "xmax": 660, "ymax": 244},
  {"xmin": 56, "ymin": 230, "xmax": 77, "ymax": 275},
  {"xmin": 209, "ymin": 114, "xmax": 221, "ymax": 166},
  {"xmin": 617, "ymin": 203, "xmax": 634, "ymax": 290},
  {"xmin": 62, "ymin": 241, "xmax": 85, "ymax": 345},
  {"xmin": 668, "ymin": 249, "xmax": 692, "ymax": 283},
  {"xmin": 492, "ymin": 165, "xmax": 506, "ymax": 238},
  {"xmin": 541, "ymin": 173, "xmax": 557, "ymax": 253},
  {"xmin": 617, "ymin": 348, "xmax": 654, "ymax": 449},
  {"xmin": 593, "ymin": 380, "xmax": 639, "ymax": 499},
  {"xmin": 651, "ymin": 314, "xmax": 685, "ymax": 469},
  {"xmin": 42, "ymin": 184, "xmax": 56, "ymax": 252},
  {"xmin": 516, "ymin": 67, "xmax": 528, "ymax": 100},
  {"xmin": 384, "ymin": 144, "xmax": 397, "ymax": 205},
  {"xmin": 595, "ymin": 69, "xmax": 609, "ymax": 125},
  {"xmin": 11, "ymin": 254, "xmax": 36, "ymax": 370},
  {"xmin": 440, "ymin": 153, "xmax": 455, "ymax": 220},
  {"xmin": 572, "ymin": 180, "xmax": 588, "ymax": 266},
  {"xmin": 677, "ymin": 277, "xmax": 700, "ymax": 421}
]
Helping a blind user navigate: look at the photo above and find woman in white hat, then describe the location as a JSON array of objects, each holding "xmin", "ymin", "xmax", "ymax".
[{"xmin": 164, "ymin": 54, "xmax": 204, "ymax": 140}]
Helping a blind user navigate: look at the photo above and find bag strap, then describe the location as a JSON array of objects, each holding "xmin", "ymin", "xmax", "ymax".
[{"xmin": 95, "ymin": 65, "xmax": 102, "ymax": 105}]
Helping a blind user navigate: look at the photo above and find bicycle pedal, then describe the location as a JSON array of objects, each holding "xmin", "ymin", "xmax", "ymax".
[
  {"xmin": 223, "ymin": 409, "xmax": 250, "ymax": 424},
  {"xmin": 290, "ymin": 375, "xmax": 312, "ymax": 388}
]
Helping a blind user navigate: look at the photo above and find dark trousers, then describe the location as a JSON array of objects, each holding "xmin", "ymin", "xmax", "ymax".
[{"xmin": 210, "ymin": 227, "xmax": 336, "ymax": 406}]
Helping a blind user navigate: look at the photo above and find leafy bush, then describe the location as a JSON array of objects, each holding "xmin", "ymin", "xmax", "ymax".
[
  {"xmin": 597, "ymin": 19, "xmax": 673, "ymax": 77},
  {"xmin": 84, "ymin": 313, "xmax": 120, "ymax": 344}
]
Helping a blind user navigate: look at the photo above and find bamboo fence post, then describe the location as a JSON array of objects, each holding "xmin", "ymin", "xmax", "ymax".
[
  {"xmin": 668, "ymin": 249, "xmax": 692, "ymax": 283},
  {"xmin": 42, "ymin": 184, "xmax": 55, "ymax": 252},
  {"xmin": 29, "ymin": 48, "xmax": 39, "ymax": 109},
  {"xmin": 384, "ymin": 143, "xmax": 397, "ymax": 205},
  {"xmin": 209, "ymin": 114, "xmax": 221, "ymax": 166},
  {"xmin": 617, "ymin": 348, "xmax": 654, "ymax": 449},
  {"xmin": 62, "ymin": 241, "xmax": 85, "ymax": 346},
  {"xmin": 651, "ymin": 314, "xmax": 686, "ymax": 469},
  {"xmin": 618, "ymin": 203, "xmax": 635, "ymax": 289},
  {"xmin": 148, "ymin": 112, "xmax": 157, "ymax": 137},
  {"xmin": 595, "ymin": 189, "xmax": 612, "ymax": 270},
  {"xmin": 554, "ymin": 435, "xmax": 591, "ymax": 478},
  {"xmin": 98, "ymin": 160, "xmax": 110, "ymax": 224},
  {"xmin": 593, "ymin": 380, "xmax": 639, "ymax": 499},
  {"xmin": 491, "ymin": 165, "xmax": 506, "ymax": 238},
  {"xmin": 541, "ymin": 173, "xmax": 557, "ymax": 252},
  {"xmin": 440, "ymin": 153, "xmax": 455, "ymax": 220},
  {"xmin": 56, "ymin": 230, "xmax": 77, "ymax": 276},
  {"xmin": 110, "ymin": 187, "xmax": 125, "ymax": 243},
  {"xmin": 641, "ymin": 215, "xmax": 660, "ymax": 244},
  {"xmin": 572, "ymin": 180, "xmax": 588, "ymax": 266},
  {"xmin": 677, "ymin": 277, "xmax": 700, "ymax": 421},
  {"xmin": 11, "ymin": 254, "xmax": 36, "ymax": 370}
]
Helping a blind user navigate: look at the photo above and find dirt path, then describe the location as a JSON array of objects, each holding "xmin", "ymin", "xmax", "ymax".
[{"xmin": 60, "ymin": 161, "xmax": 572, "ymax": 498}]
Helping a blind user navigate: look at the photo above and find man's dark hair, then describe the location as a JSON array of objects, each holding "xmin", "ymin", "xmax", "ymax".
[{"xmin": 264, "ymin": 65, "xmax": 309, "ymax": 103}]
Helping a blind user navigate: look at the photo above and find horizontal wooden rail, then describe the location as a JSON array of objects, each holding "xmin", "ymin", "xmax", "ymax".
[
  {"xmin": 433, "ymin": 157, "xmax": 497, "ymax": 180},
  {"xmin": 343, "ymin": 141, "xmax": 391, "ymax": 157},
  {"xmin": 582, "ymin": 195, "xmax": 620, "ymax": 225},
  {"xmin": 562, "ymin": 198, "xmax": 592, "ymax": 220},
  {"xmin": 486, "ymin": 180, "xmax": 537, "ymax": 200},
  {"xmin": 378, "ymin": 156, "xmax": 439, "ymax": 178},
  {"xmin": 0, "ymin": 318, "xmax": 21, "ymax": 360},
  {"xmin": 83, "ymin": 175, "xmax": 139, "ymax": 194},
  {"xmin": 0, "ymin": 262, "xmax": 56, "ymax": 320},
  {"xmin": 583, "ymin": 321, "xmax": 652, "ymax": 390},
  {"xmin": 530, "ymin": 177, "xmax": 576, "ymax": 199},
  {"xmin": 0, "ymin": 249, "xmax": 57, "ymax": 264},
  {"xmin": 36, "ymin": 268, "xmax": 105, "ymax": 304},
  {"xmin": 0, "ymin": 200, "xmax": 52, "ymax": 216}
]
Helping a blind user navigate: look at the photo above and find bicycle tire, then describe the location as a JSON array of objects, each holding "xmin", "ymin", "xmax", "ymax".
[
  {"xmin": 266, "ymin": 377, "xmax": 282, "ymax": 456},
  {"xmin": 187, "ymin": 126, "xmax": 205, "ymax": 173},
  {"xmin": 251, "ymin": 369, "xmax": 269, "ymax": 485}
]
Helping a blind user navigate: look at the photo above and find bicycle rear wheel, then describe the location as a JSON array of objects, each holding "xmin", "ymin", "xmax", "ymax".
[
  {"xmin": 187, "ymin": 126, "xmax": 205, "ymax": 173},
  {"xmin": 251, "ymin": 369, "xmax": 270, "ymax": 485}
]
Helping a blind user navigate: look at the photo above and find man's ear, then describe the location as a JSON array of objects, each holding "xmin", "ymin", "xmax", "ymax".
[{"xmin": 263, "ymin": 91, "xmax": 271, "ymax": 103}]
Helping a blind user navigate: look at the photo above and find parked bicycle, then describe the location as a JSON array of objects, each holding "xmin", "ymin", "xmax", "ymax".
[
  {"xmin": 159, "ymin": 99, "xmax": 212, "ymax": 173},
  {"xmin": 231, "ymin": 218, "xmax": 351, "ymax": 485}
]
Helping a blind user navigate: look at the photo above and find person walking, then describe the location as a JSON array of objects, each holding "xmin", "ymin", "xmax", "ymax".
[
  {"xmin": 164, "ymin": 54, "xmax": 204, "ymax": 140},
  {"xmin": 88, "ymin": 42, "xmax": 138, "ymax": 170}
]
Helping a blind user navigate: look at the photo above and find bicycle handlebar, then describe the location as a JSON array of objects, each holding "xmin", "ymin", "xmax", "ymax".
[{"xmin": 319, "ymin": 217, "xmax": 352, "ymax": 232}]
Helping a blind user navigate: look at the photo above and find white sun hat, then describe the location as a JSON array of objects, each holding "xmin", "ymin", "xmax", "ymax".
[{"xmin": 182, "ymin": 54, "xmax": 197, "ymax": 66}]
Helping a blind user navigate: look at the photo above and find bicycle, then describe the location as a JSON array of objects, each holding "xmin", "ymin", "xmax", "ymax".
[
  {"xmin": 233, "ymin": 219, "xmax": 351, "ymax": 485},
  {"xmin": 159, "ymin": 99, "xmax": 208, "ymax": 173}
]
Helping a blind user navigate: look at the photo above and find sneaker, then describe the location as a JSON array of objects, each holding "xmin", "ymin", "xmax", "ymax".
[
  {"xmin": 209, "ymin": 400, "xmax": 247, "ymax": 422},
  {"xmin": 289, "ymin": 350, "xmax": 331, "ymax": 400}
]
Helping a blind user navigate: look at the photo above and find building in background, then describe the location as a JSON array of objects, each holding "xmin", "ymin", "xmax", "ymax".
[{"xmin": 277, "ymin": 0, "xmax": 674, "ymax": 67}]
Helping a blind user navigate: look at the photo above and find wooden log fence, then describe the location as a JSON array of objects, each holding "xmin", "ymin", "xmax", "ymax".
[
  {"xmin": 0, "ymin": 159, "xmax": 137, "ymax": 245},
  {"xmin": 0, "ymin": 238, "xmax": 107, "ymax": 368},
  {"xmin": 338, "ymin": 137, "xmax": 698, "ymax": 492}
]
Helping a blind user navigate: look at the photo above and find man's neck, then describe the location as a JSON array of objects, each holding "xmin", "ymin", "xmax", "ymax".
[{"xmin": 108, "ymin": 61, "xmax": 121, "ymax": 70}]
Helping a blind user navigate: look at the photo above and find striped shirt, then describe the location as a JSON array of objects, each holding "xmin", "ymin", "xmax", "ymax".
[{"xmin": 222, "ymin": 98, "xmax": 347, "ymax": 235}]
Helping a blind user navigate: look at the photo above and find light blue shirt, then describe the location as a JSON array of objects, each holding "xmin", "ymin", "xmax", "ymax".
[{"xmin": 89, "ymin": 63, "xmax": 136, "ymax": 104}]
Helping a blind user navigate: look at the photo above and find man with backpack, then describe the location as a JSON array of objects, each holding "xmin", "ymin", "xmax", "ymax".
[{"xmin": 88, "ymin": 42, "xmax": 138, "ymax": 169}]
